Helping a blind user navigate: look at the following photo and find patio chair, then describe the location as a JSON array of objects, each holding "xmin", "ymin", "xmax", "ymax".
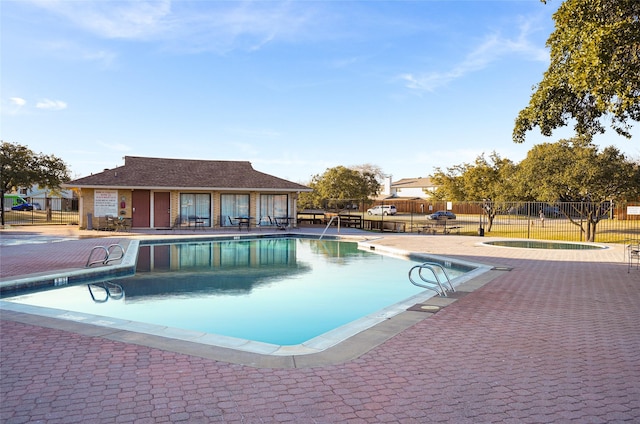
[
  {"xmin": 105, "ymin": 215, "xmax": 117, "ymax": 231},
  {"xmin": 273, "ymin": 217, "xmax": 288, "ymax": 230},
  {"xmin": 172, "ymin": 216, "xmax": 185, "ymax": 229},
  {"xmin": 257, "ymin": 216, "xmax": 274, "ymax": 229},
  {"xmin": 228, "ymin": 216, "xmax": 250, "ymax": 230}
]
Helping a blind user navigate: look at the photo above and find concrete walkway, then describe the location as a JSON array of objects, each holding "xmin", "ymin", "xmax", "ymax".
[{"xmin": 1, "ymin": 226, "xmax": 639, "ymax": 423}]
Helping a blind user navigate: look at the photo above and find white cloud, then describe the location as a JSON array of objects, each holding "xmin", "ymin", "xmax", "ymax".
[
  {"xmin": 0, "ymin": 97, "xmax": 28, "ymax": 116},
  {"xmin": 10, "ymin": 97, "xmax": 27, "ymax": 107},
  {"xmin": 37, "ymin": 38, "xmax": 119, "ymax": 68},
  {"xmin": 36, "ymin": 99, "xmax": 68, "ymax": 111},
  {"xmin": 400, "ymin": 20, "xmax": 549, "ymax": 93},
  {"xmin": 27, "ymin": 0, "xmax": 315, "ymax": 53},
  {"xmin": 32, "ymin": 0, "xmax": 172, "ymax": 39}
]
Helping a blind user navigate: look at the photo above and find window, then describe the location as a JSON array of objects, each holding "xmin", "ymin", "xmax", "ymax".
[
  {"xmin": 221, "ymin": 194, "xmax": 250, "ymax": 226},
  {"xmin": 179, "ymin": 193, "xmax": 211, "ymax": 227},
  {"xmin": 260, "ymin": 194, "xmax": 288, "ymax": 222}
]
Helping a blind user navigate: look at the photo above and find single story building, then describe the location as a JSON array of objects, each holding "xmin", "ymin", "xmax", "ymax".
[{"xmin": 64, "ymin": 156, "xmax": 311, "ymax": 230}]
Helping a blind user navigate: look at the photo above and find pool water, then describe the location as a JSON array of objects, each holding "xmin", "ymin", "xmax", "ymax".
[
  {"xmin": 484, "ymin": 240, "xmax": 605, "ymax": 250},
  {"xmin": 5, "ymin": 238, "xmax": 468, "ymax": 346}
]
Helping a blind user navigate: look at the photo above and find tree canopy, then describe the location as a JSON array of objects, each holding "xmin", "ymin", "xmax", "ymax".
[
  {"xmin": 516, "ymin": 138, "xmax": 640, "ymax": 203},
  {"xmin": 298, "ymin": 165, "xmax": 381, "ymax": 211},
  {"xmin": 431, "ymin": 152, "xmax": 517, "ymax": 231},
  {"xmin": 513, "ymin": 0, "xmax": 640, "ymax": 143},
  {"xmin": 516, "ymin": 138, "xmax": 640, "ymax": 241},
  {"xmin": 434, "ymin": 139, "xmax": 639, "ymax": 241},
  {"xmin": 431, "ymin": 152, "xmax": 517, "ymax": 202},
  {"xmin": 0, "ymin": 141, "xmax": 70, "ymax": 225}
]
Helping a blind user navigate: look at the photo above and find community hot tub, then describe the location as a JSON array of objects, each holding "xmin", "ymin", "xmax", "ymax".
[{"xmin": 482, "ymin": 240, "xmax": 606, "ymax": 250}]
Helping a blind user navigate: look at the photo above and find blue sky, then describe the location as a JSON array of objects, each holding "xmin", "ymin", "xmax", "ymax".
[{"xmin": 2, "ymin": 0, "xmax": 638, "ymax": 184}]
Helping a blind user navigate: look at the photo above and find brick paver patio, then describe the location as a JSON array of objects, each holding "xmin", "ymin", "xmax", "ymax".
[{"xmin": 1, "ymin": 227, "xmax": 639, "ymax": 423}]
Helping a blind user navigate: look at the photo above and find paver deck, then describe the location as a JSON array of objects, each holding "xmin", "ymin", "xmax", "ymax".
[{"xmin": 1, "ymin": 226, "xmax": 639, "ymax": 423}]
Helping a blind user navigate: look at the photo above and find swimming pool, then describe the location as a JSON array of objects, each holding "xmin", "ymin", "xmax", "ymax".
[{"xmin": 3, "ymin": 237, "xmax": 478, "ymax": 354}]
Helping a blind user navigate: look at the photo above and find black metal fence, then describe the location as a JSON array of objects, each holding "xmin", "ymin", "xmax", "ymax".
[
  {"xmin": 365, "ymin": 200, "xmax": 640, "ymax": 243},
  {"xmin": 1, "ymin": 197, "xmax": 80, "ymax": 226},
  {"xmin": 4, "ymin": 196, "xmax": 639, "ymax": 243}
]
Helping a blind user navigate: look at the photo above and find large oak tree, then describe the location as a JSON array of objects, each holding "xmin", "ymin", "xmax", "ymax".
[
  {"xmin": 298, "ymin": 165, "xmax": 381, "ymax": 211},
  {"xmin": 431, "ymin": 152, "xmax": 517, "ymax": 232},
  {"xmin": 514, "ymin": 138, "xmax": 639, "ymax": 241},
  {"xmin": 513, "ymin": 0, "xmax": 640, "ymax": 143},
  {"xmin": 0, "ymin": 141, "xmax": 70, "ymax": 225}
]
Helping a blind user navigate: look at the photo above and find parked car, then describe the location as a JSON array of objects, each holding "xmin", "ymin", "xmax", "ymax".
[
  {"xmin": 3, "ymin": 194, "xmax": 31, "ymax": 211},
  {"xmin": 32, "ymin": 202, "xmax": 42, "ymax": 210},
  {"xmin": 429, "ymin": 211, "xmax": 456, "ymax": 220},
  {"xmin": 367, "ymin": 205, "xmax": 397, "ymax": 216},
  {"xmin": 11, "ymin": 202, "xmax": 34, "ymax": 211}
]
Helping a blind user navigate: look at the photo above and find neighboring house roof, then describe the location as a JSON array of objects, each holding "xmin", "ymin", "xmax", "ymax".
[
  {"xmin": 372, "ymin": 194, "xmax": 424, "ymax": 201},
  {"xmin": 374, "ymin": 177, "xmax": 439, "ymax": 201},
  {"xmin": 391, "ymin": 177, "xmax": 436, "ymax": 190},
  {"xmin": 64, "ymin": 156, "xmax": 311, "ymax": 192}
]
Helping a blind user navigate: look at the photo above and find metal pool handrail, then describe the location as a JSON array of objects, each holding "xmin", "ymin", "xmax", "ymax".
[
  {"xmin": 319, "ymin": 215, "xmax": 338, "ymax": 239},
  {"xmin": 85, "ymin": 244, "xmax": 126, "ymax": 267},
  {"xmin": 87, "ymin": 281, "xmax": 125, "ymax": 302},
  {"xmin": 408, "ymin": 262, "xmax": 455, "ymax": 297}
]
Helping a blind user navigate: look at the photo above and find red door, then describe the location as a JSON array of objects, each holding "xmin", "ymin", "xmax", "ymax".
[
  {"xmin": 154, "ymin": 192, "xmax": 171, "ymax": 228},
  {"xmin": 132, "ymin": 190, "xmax": 150, "ymax": 228},
  {"xmin": 153, "ymin": 245, "xmax": 170, "ymax": 270}
]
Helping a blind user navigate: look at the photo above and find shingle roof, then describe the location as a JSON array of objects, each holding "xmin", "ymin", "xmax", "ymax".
[
  {"xmin": 64, "ymin": 156, "xmax": 311, "ymax": 192},
  {"xmin": 391, "ymin": 177, "xmax": 435, "ymax": 189}
]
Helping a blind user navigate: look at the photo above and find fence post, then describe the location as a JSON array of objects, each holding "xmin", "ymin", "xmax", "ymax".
[
  {"xmin": 527, "ymin": 203, "xmax": 531, "ymax": 239},
  {"xmin": 45, "ymin": 197, "xmax": 52, "ymax": 222}
]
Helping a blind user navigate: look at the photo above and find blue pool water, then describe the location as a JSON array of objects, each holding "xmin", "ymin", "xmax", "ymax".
[{"xmin": 5, "ymin": 238, "xmax": 470, "ymax": 346}]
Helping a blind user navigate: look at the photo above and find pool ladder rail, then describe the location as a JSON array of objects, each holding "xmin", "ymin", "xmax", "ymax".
[
  {"xmin": 87, "ymin": 281, "xmax": 124, "ymax": 303},
  {"xmin": 85, "ymin": 244, "xmax": 126, "ymax": 267},
  {"xmin": 408, "ymin": 262, "xmax": 455, "ymax": 297}
]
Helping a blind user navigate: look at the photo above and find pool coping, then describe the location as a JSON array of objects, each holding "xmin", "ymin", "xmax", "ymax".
[
  {"xmin": 0, "ymin": 268, "xmax": 502, "ymax": 368},
  {"xmin": 0, "ymin": 234, "xmax": 500, "ymax": 368},
  {"xmin": 0, "ymin": 240, "xmax": 140, "ymax": 295}
]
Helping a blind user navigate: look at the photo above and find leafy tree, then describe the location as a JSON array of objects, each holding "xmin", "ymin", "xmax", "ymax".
[
  {"xmin": 515, "ymin": 138, "xmax": 640, "ymax": 241},
  {"xmin": 300, "ymin": 165, "xmax": 382, "ymax": 211},
  {"xmin": 431, "ymin": 152, "xmax": 517, "ymax": 231},
  {"xmin": 513, "ymin": 0, "xmax": 640, "ymax": 143},
  {"xmin": 349, "ymin": 163, "xmax": 386, "ymax": 182},
  {"xmin": 0, "ymin": 141, "xmax": 70, "ymax": 226}
]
